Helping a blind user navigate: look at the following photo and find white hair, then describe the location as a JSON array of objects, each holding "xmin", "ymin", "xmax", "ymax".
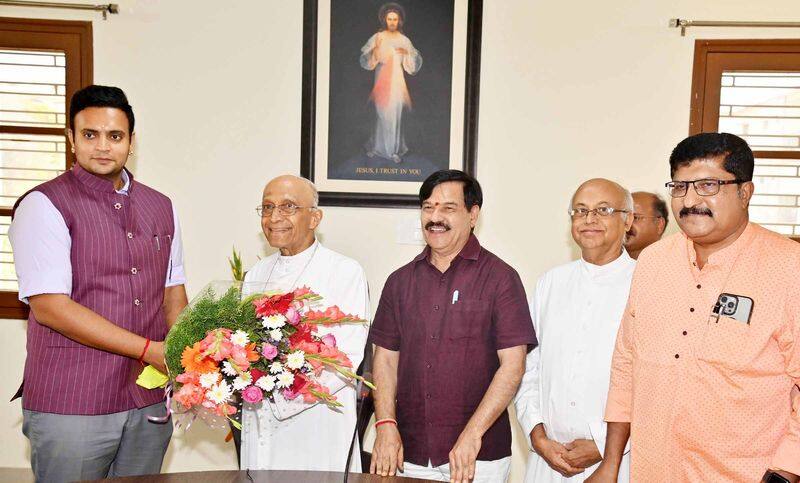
[
  {"xmin": 622, "ymin": 187, "xmax": 634, "ymax": 212},
  {"xmin": 297, "ymin": 176, "xmax": 319, "ymax": 207}
]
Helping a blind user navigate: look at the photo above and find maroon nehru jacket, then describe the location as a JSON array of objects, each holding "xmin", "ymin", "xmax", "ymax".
[
  {"xmin": 369, "ymin": 234, "xmax": 537, "ymax": 466},
  {"xmin": 15, "ymin": 164, "xmax": 174, "ymax": 415}
]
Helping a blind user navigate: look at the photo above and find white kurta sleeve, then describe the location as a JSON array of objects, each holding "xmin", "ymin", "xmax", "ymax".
[
  {"xmin": 515, "ymin": 346, "xmax": 542, "ymax": 451},
  {"xmin": 513, "ymin": 279, "xmax": 545, "ymax": 451},
  {"xmin": 9, "ymin": 192, "xmax": 72, "ymax": 303},
  {"xmin": 271, "ymin": 259, "xmax": 370, "ymax": 420},
  {"xmin": 588, "ymin": 419, "xmax": 630, "ymax": 458}
]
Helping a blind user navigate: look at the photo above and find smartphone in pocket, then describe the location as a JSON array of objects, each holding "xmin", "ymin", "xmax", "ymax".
[{"xmin": 713, "ymin": 293, "xmax": 754, "ymax": 324}]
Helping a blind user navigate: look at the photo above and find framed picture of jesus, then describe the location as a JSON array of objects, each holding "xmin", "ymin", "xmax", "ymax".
[{"xmin": 300, "ymin": 0, "xmax": 482, "ymax": 208}]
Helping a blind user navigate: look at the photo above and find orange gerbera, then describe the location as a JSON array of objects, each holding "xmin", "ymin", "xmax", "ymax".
[{"xmin": 181, "ymin": 341, "xmax": 218, "ymax": 374}]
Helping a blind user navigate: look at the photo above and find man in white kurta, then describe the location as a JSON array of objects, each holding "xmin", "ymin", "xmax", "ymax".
[
  {"xmin": 514, "ymin": 179, "xmax": 635, "ymax": 482},
  {"xmin": 240, "ymin": 175, "xmax": 369, "ymax": 472}
]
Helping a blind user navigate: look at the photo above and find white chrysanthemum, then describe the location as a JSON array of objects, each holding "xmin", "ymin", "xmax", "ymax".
[
  {"xmin": 199, "ymin": 371, "xmax": 220, "ymax": 389},
  {"xmin": 206, "ymin": 381, "xmax": 233, "ymax": 404},
  {"xmin": 232, "ymin": 371, "xmax": 252, "ymax": 391},
  {"xmin": 276, "ymin": 371, "xmax": 294, "ymax": 388},
  {"xmin": 269, "ymin": 329, "xmax": 283, "ymax": 341},
  {"xmin": 231, "ymin": 330, "xmax": 249, "ymax": 347},
  {"xmin": 286, "ymin": 351, "xmax": 305, "ymax": 370},
  {"xmin": 262, "ymin": 314, "xmax": 287, "ymax": 329},
  {"xmin": 256, "ymin": 375, "xmax": 276, "ymax": 392},
  {"xmin": 269, "ymin": 361, "xmax": 283, "ymax": 374},
  {"xmin": 221, "ymin": 360, "xmax": 237, "ymax": 377}
]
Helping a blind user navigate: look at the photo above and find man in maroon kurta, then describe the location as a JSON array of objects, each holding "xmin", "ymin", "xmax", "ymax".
[
  {"xmin": 9, "ymin": 85, "xmax": 188, "ymax": 482},
  {"xmin": 369, "ymin": 170, "xmax": 537, "ymax": 482}
]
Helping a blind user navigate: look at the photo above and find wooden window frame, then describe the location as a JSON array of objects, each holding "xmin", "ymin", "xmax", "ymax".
[
  {"xmin": 689, "ymin": 39, "xmax": 800, "ymax": 243},
  {"xmin": 0, "ymin": 17, "xmax": 92, "ymax": 319}
]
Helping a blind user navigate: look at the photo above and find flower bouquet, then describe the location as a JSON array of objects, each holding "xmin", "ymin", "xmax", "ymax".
[{"xmin": 162, "ymin": 281, "xmax": 373, "ymax": 429}]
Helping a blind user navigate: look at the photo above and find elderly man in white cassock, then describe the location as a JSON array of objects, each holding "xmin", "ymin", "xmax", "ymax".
[
  {"xmin": 514, "ymin": 178, "xmax": 634, "ymax": 482},
  {"xmin": 240, "ymin": 175, "xmax": 369, "ymax": 472}
]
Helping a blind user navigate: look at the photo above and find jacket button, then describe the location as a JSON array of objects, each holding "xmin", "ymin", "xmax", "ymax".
[{"xmin": 114, "ymin": 203, "xmax": 122, "ymax": 210}]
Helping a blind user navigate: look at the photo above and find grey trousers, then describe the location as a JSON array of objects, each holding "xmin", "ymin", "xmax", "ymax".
[{"xmin": 22, "ymin": 402, "xmax": 173, "ymax": 483}]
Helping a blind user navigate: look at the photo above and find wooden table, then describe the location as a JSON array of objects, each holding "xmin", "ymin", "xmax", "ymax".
[{"xmin": 84, "ymin": 470, "xmax": 428, "ymax": 482}]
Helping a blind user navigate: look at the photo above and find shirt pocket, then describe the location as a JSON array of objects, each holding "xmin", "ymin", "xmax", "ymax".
[
  {"xmin": 447, "ymin": 299, "xmax": 490, "ymax": 339},
  {"xmin": 151, "ymin": 233, "xmax": 172, "ymax": 276},
  {"xmin": 697, "ymin": 315, "xmax": 753, "ymax": 371}
]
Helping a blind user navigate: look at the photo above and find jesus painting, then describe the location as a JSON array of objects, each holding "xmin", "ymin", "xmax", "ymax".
[{"xmin": 359, "ymin": 2, "xmax": 423, "ymax": 164}]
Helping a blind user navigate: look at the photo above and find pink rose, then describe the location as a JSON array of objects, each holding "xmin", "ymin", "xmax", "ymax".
[
  {"xmin": 285, "ymin": 307, "xmax": 301, "ymax": 326},
  {"xmin": 242, "ymin": 385, "xmax": 264, "ymax": 404},
  {"xmin": 261, "ymin": 343, "xmax": 278, "ymax": 360},
  {"xmin": 321, "ymin": 333, "xmax": 337, "ymax": 348}
]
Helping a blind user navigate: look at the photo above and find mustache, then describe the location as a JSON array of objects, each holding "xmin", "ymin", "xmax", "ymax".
[
  {"xmin": 679, "ymin": 207, "xmax": 713, "ymax": 218},
  {"xmin": 425, "ymin": 221, "xmax": 451, "ymax": 231}
]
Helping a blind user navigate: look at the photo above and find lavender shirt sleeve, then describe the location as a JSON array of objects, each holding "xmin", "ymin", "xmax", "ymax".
[
  {"xmin": 9, "ymin": 191, "xmax": 72, "ymax": 304},
  {"xmin": 166, "ymin": 205, "xmax": 186, "ymax": 287}
]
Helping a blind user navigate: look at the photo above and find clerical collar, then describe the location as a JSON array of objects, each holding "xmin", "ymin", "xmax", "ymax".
[
  {"xmin": 580, "ymin": 249, "xmax": 633, "ymax": 278},
  {"xmin": 278, "ymin": 239, "xmax": 320, "ymax": 263}
]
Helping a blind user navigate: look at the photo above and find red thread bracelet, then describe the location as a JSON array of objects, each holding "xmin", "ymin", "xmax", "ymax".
[
  {"xmin": 375, "ymin": 418, "xmax": 397, "ymax": 428},
  {"xmin": 138, "ymin": 338, "xmax": 151, "ymax": 366}
]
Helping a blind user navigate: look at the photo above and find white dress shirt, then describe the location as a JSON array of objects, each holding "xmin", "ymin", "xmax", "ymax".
[
  {"xmin": 514, "ymin": 251, "xmax": 634, "ymax": 482},
  {"xmin": 9, "ymin": 170, "xmax": 186, "ymax": 303}
]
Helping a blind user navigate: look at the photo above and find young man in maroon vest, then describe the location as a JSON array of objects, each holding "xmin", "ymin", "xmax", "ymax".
[{"xmin": 9, "ymin": 85, "xmax": 188, "ymax": 482}]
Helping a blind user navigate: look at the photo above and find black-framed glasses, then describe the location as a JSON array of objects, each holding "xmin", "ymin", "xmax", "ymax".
[
  {"xmin": 256, "ymin": 203, "xmax": 316, "ymax": 217},
  {"xmin": 665, "ymin": 178, "xmax": 742, "ymax": 198},
  {"xmin": 568, "ymin": 206, "xmax": 630, "ymax": 219}
]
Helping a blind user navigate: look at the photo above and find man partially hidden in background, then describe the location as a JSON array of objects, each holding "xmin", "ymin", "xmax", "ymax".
[
  {"xmin": 10, "ymin": 85, "xmax": 188, "ymax": 482},
  {"xmin": 624, "ymin": 191, "xmax": 667, "ymax": 259},
  {"xmin": 360, "ymin": 2, "xmax": 422, "ymax": 164}
]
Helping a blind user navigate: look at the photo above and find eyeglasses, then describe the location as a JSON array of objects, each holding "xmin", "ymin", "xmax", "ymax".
[
  {"xmin": 665, "ymin": 178, "xmax": 742, "ymax": 198},
  {"xmin": 633, "ymin": 214, "xmax": 663, "ymax": 222},
  {"xmin": 568, "ymin": 206, "xmax": 630, "ymax": 219},
  {"xmin": 256, "ymin": 203, "xmax": 316, "ymax": 217}
]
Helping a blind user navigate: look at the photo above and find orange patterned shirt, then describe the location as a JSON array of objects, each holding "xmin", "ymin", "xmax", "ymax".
[{"xmin": 605, "ymin": 223, "xmax": 800, "ymax": 481}]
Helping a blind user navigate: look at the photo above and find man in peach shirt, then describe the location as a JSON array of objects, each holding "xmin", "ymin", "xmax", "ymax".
[{"xmin": 590, "ymin": 133, "xmax": 800, "ymax": 483}]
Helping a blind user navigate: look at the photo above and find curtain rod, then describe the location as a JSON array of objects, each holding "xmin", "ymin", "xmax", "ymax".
[
  {"xmin": 0, "ymin": 1, "xmax": 118, "ymax": 20},
  {"xmin": 670, "ymin": 18, "xmax": 800, "ymax": 36}
]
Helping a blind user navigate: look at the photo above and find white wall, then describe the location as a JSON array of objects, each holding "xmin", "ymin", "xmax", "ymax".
[{"xmin": 2, "ymin": 0, "xmax": 799, "ymax": 480}]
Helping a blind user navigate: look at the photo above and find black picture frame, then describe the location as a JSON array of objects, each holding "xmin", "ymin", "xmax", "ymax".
[{"xmin": 300, "ymin": 0, "xmax": 482, "ymax": 208}]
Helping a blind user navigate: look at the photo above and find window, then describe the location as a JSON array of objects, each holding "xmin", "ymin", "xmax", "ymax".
[
  {"xmin": 690, "ymin": 39, "xmax": 800, "ymax": 241},
  {"xmin": 0, "ymin": 17, "xmax": 92, "ymax": 318}
]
